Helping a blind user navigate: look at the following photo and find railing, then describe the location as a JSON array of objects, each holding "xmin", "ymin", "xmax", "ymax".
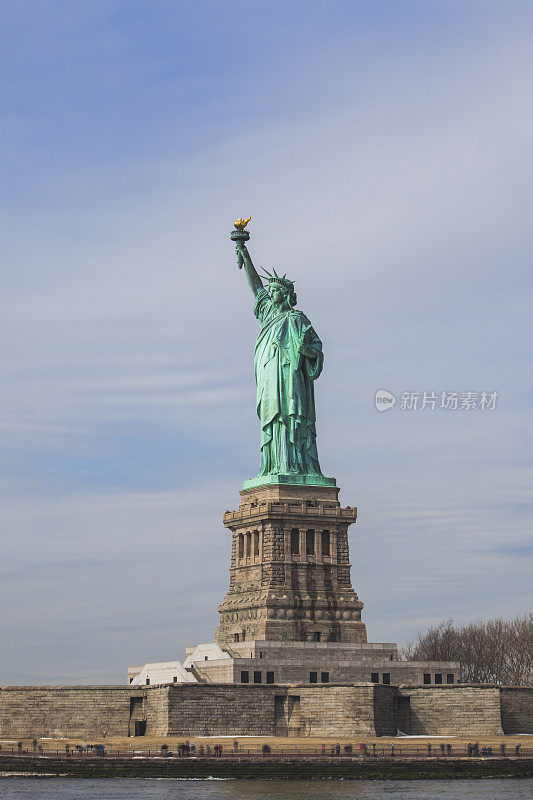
[
  {"xmin": 2, "ymin": 744, "xmax": 531, "ymax": 760},
  {"xmin": 223, "ymin": 502, "xmax": 357, "ymax": 523}
]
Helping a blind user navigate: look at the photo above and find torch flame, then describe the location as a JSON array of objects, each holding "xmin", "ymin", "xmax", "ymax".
[{"xmin": 234, "ymin": 217, "xmax": 251, "ymax": 230}]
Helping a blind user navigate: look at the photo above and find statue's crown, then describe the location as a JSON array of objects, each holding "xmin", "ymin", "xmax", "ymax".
[{"xmin": 261, "ymin": 267, "xmax": 294, "ymax": 293}]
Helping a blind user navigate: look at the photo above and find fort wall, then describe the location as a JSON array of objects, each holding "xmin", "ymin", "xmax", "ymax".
[
  {"xmin": 0, "ymin": 686, "xmax": 131, "ymax": 738},
  {"xmin": 0, "ymin": 683, "xmax": 530, "ymax": 739},
  {"xmin": 399, "ymin": 685, "xmax": 503, "ymax": 736},
  {"xmin": 298, "ymin": 685, "xmax": 388, "ymax": 736},
  {"xmin": 167, "ymin": 684, "xmax": 275, "ymax": 736},
  {"xmin": 165, "ymin": 684, "xmax": 393, "ymax": 737},
  {"xmin": 0, "ymin": 686, "xmax": 171, "ymax": 739},
  {"xmin": 500, "ymin": 687, "xmax": 533, "ymax": 734}
]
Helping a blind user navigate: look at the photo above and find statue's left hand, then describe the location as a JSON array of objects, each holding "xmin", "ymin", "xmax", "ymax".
[{"xmin": 298, "ymin": 343, "xmax": 315, "ymax": 358}]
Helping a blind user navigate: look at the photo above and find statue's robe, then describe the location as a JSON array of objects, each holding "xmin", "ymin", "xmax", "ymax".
[{"xmin": 253, "ymin": 287, "xmax": 324, "ymax": 477}]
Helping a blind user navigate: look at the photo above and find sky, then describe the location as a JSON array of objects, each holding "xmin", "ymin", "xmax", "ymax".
[{"xmin": 1, "ymin": 1, "xmax": 532, "ymax": 684}]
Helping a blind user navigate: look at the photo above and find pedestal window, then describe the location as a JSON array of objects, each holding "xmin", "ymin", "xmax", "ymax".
[{"xmin": 290, "ymin": 529, "xmax": 300, "ymax": 555}]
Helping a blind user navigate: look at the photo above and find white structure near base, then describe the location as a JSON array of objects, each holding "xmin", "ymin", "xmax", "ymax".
[
  {"xmin": 128, "ymin": 640, "xmax": 459, "ymax": 688},
  {"xmin": 183, "ymin": 642, "xmax": 231, "ymax": 669},
  {"xmin": 128, "ymin": 660, "xmax": 197, "ymax": 686}
]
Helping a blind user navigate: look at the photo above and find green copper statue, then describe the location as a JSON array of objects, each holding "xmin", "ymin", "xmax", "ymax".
[{"xmin": 231, "ymin": 219, "xmax": 335, "ymax": 489}]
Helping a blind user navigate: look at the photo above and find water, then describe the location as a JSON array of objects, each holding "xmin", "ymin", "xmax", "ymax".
[{"xmin": 0, "ymin": 778, "xmax": 531, "ymax": 800}]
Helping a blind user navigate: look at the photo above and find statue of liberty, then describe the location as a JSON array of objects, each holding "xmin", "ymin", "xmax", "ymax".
[{"xmin": 232, "ymin": 221, "xmax": 334, "ymax": 489}]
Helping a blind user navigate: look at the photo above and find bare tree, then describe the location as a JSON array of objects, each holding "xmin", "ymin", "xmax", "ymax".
[{"xmin": 399, "ymin": 614, "xmax": 533, "ymax": 685}]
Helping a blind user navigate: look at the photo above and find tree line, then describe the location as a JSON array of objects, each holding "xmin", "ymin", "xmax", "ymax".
[{"xmin": 400, "ymin": 614, "xmax": 532, "ymax": 685}]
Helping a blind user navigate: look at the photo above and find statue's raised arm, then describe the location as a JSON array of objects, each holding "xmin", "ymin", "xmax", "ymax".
[{"xmin": 236, "ymin": 242, "xmax": 263, "ymax": 297}]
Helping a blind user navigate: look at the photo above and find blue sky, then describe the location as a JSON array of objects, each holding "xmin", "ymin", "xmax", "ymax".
[{"xmin": 1, "ymin": 1, "xmax": 532, "ymax": 683}]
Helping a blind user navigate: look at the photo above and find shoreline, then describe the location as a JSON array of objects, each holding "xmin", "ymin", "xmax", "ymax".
[{"xmin": 1, "ymin": 755, "xmax": 532, "ymax": 780}]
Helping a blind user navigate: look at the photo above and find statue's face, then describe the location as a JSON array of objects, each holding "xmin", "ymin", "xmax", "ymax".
[{"xmin": 270, "ymin": 284, "xmax": 286, "ymax": 305}]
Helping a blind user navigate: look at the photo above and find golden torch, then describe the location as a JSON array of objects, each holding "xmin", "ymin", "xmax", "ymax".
[{"xmin": 230, "ymin": 217, "xmax": 251, "ymax": 268}]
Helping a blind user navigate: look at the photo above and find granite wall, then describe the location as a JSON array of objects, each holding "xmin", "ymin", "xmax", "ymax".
[
  {"xmin": 0, "ymin": 686, "xmax": 172, "ymax": 739},
  {"xmin": 0, "ymin": 683, "xmax": 530, "ymax": 739},
  {"xmin": 0, "ymin": 687, "xmax": 133, "ymax": 738},
  {"xmin": 167, "ymin": 685, "xmax": 275, "ymax": 737},
  {"xmin": 399, "ymin": 685, "xmax": 503, "ymax": 735},
  {"xmin": 166, "ymin": 684, "xmax": 394, "ymax": 737},
  {"xmin": 299, "ymin": 685, "xmax": 390, "ymax": 736},
  {"xmin": 500, "ymin": 687, "xmax": 533, "ymax": 734}
]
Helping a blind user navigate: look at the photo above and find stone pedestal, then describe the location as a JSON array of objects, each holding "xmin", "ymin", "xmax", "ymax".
[{"xmin": 216, "ymin": 482, "xmax": 366, "ymax": 646}]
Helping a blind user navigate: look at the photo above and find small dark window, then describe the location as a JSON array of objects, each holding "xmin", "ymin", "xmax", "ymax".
[
  {"xmin": 173, "ymin": 676, "xmax": 177, "ymax": 682},
  {"xmin": 382, "ymin": 673, "xmax": 390, "ymax": 685},
  {"xmin": 240, "ymin": 671, "xmax": 249, "ymax": 683},
  {"xmin": 310, "ymin": 671, "xmax": 318, "ymax": 683},
  {"xmin": 446, "ymin": 673, "xmax": 455, "ymax": 684},
  {"xmin": 253, "ymin": 531, "xmax": 259, "ymax": 557},
  {"xmin": 423, "ymin": 673, "xmax": 431, "ymax": 684},
  {"xmin": 306, "ymin": 530, "xmax": 315, "ymax": 555},
  {"xmin": 129, "ymin": 678, "xmax": 133, "ymax": 684},
  {"xmin": 390, "ymin": 654, "xmax": 394, "ymax": 661},
  {"xmin": 290, "ymin": 529, "xmax": 300, "ymax": 554},
  {"xmin": 241, "ymin": 632, "xmax": 245, "ymax": 641},
  {"xmin": 246, "ymin": 531, "xmax": 251, "ymax": 557},
  {"xmin": 321, "ymin": 671, "xmax": 330, "ymax": 683},
  {"xmin": 435, "ymin": 673, "xmax": 442, "ymax": 684},
  {"xmin": 313, "ymin": 631, "xmax": 321, "ymax": 642},
  {"xmin": 259, "ymin": 652, "xmax": 263, "ymax": 659},
  {"xmin": 205, "ymin": 656, "xmax": 208, "ymax": 660},
  {"xmin": 233, "ymin": 633, "xmax": 240, "ymax": 643},
  {"xmin": 321, "ymin": 530, "xmax": 330, "ymax": 556},
  {"xmin": 254, "ymin": 671, "xmax": 262, "ymax": 684},
  {"xmin": 146, "ymin": 678, "xmax": 150, "ymax": 685},
  {"xmin": 371, "ymin": 672, "xmax": 379, "ymax": 683},
  {"xmin": 266, "ymin": 671, "xmax": 274, "ymax": 684},
  {"xmin": 238, "ymin": 533, "xmax": 244, "ymax": 559}
]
